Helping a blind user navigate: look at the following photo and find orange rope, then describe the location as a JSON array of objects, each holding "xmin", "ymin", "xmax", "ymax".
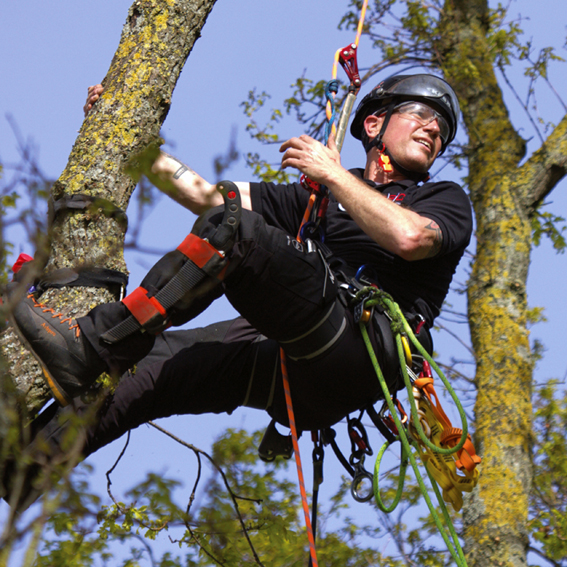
[
  {"xmin": 280, "ymin": 348, "xmax": 319, "ymax": 567},
  {"xmin": 354, "ymin": 0, "xmax": 369, "ymax": 47},
  {"xmin": 296, "ymin": 192, "xmax": 317, "ymax": 243},
  {"xmin": 285, "ymin": 4, "xmax": 369, "ymax": 562},
  {"xmin": 326, "ymin": 0, "xmax": 369, "ymax": 125}
]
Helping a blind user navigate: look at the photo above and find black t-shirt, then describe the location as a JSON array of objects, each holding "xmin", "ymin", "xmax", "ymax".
[{"xmin": 250, "ymin": 169, "xmax": 473, "ymax": 326}]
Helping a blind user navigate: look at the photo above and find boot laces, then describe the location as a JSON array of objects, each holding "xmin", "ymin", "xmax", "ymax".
[{"xmin": 29, "ymin": 294, "xmax": 81, "ymax": 339}]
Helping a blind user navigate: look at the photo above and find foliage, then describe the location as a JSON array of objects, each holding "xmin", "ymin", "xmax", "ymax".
[
  {"xmin": 240, "ymin": 90, "xmax": 292, "ymax": 184},
  {"xmin": 529, "ymin": 382, "xmax": 567, "ymax": 566},
  {"xmin": 531, "ymin": 207, "xmax": 566, "ymax": 252},
  {"xmin": 3, "ymin": 0, "xmax": 567, "ymax": 566},
  {"xmin": 174, "ymin": 428, "xmax": 388, "ymax": 566},
  {"xmin": 22, "ymin": 428, "xmax": 413, "ymax": 567}
]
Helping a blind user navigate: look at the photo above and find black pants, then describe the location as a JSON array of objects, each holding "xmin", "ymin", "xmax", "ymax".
[{"xmin": 48, "ymin": 208, "xmax": 399, "ymax": 457}]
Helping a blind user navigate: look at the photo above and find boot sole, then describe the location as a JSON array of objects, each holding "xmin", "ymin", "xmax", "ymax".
[{"xmin": 8, "ymin": 314, "xmax": 72, "ymax": 407}]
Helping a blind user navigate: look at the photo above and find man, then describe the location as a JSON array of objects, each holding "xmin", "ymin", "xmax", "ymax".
[{"xmin": 4, "ymin": 74, "xmax": 472, "ymax": 508}]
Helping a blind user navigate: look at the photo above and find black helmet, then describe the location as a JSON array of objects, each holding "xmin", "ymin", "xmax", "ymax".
[{"xmin": 350, "ymin": 74, "xmax": 460, "ymax": 152}]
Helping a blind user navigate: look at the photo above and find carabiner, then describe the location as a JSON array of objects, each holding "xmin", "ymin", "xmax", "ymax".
[
  {"xmin": 378, "ymin": 398, "xmax": 408, "ymax": 436},
  {"xmin": 350, "ymin": 454, "xmax": 374, "ymax": 503},
  {"xmin": 299, "ymin": 221, "xmax": 325, "ymax": 243},
  {"xmin": 348, "ymin": 415, "xmax": 373, "ymax": 457}
]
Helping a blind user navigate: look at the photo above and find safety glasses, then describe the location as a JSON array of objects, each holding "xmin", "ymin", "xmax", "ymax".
[{"xmin": 394, "ymin": 101, "xmax": 450, "ymax": 143}]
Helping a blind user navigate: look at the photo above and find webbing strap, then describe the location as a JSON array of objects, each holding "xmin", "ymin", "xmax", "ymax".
[
  {"xmin": 177, "ymin": 234, "xmax": 223, "ymax": 270},
  {"xmin": 123, "ymin": 287, "xmax": 167, "ymax": 327},
  {"xmin": 280, "ymin": 300, "xmax": 346, "ymax": 361},
  {"xmin": 48, "ymin": 193, "xmax": 128, "ymax": 228},
  {"xmin": 35, "ymin": 267, "xmax": 128, "ymax": 297},
  {"xmin": 101, "ymin": 238, "xmax": 227, "ymax": 344},
  {"xmin": 101, "ymin": 257, "xmax": 212, "ymax": 343},
  {"xmin": 413, "ymin": 374, "xmax": 481, "ymax": 474}
]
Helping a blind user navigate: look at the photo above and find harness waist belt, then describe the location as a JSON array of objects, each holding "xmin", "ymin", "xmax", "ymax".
[{"xmin": 280, "ymin": 300, "xmax": 347, "ymax": 361}]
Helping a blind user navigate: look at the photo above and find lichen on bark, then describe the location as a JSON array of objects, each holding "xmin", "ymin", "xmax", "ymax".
[
  {"xmin": 436, "ymin": 0, "xmax": 567, "ymax": 565},
  {"xmin": 0, "ymin": 0, "xmax": 218, "ymax": 416}
]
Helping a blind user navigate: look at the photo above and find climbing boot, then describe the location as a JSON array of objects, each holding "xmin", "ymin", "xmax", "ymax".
[{"xmin": 8, "ymin": 292, "xmax": 105, "ymax": 406}]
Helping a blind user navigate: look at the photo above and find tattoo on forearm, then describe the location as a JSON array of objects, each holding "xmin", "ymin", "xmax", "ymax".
[
  {"xmin": 173, "ymin": 165, "xmax": 189, "ymax": 179},
  {"xmin": 163, "ymin": 152, "xmax": 196, "ymax": 179},
  {"xmin": 425, "ymin": 220, "xmax": 443, "ymax": 258}
]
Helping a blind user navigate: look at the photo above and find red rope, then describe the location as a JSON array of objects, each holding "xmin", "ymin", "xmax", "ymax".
[
  {"xmin": 283, "ymin": 4, "xmax": 369, "ymax": 563},
  {"xmin": 280, "ymin": 348, "xmax": 319, "ymax": 566}
]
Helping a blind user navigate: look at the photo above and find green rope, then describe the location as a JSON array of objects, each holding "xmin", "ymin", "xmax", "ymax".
[
  {"xmin": 356, "ymin": 287, "xmax": 469, "ymax": 567},
  {"xmin": 355, "ymin": 287, "xmax": 469, "ymax": 456},
  {"xmin": 373, "ymin": 437, "xmax": 408, "ymax": 513}
]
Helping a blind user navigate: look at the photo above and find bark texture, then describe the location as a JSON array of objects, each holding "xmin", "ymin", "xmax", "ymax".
[
  {"xmin": 437, "ymin": 1, "xmax": 567, "ymax": 565},
  {"xmin": 0, "ymin": 0, "xmax": 217, "ymax": 415}
]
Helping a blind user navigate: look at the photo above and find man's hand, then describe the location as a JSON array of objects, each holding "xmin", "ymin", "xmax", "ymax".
[
  {"xmin": 83, "ymin": 84, "xmax": 104, "ymax": 117},
  {"xmin": 79, "ymin": 83, "xmax": 251, "ymax": 214},
  {"xmin": 279, "ymin": 133, "xmax": 342, "ymax": 185}
]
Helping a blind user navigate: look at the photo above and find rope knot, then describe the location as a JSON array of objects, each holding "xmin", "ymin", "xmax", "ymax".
[{"xmin": 325, "ymin": 79, "xmax": 339, "ymax": 95}]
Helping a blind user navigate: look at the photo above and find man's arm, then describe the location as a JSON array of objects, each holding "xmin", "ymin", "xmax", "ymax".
[
  {"xmin": 279, "ymin": 134, "xmax": 442, "ymax": 261},
  {"xmin": 144, "ymin": 151, "xmax": 252, "ymax": 215},
  {"xmin": 83, "ymin": 85, "xmax": 252, "ymax": 214}
]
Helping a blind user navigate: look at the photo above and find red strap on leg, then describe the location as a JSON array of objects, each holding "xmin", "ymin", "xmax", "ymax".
[
  {"xmin": 177, "ymin": 234, "xmax": 224, "ymax": 267},
  {"xmin": 122, "ymin": 287, "xmax": 167, "ymax": 327},
  {"xmin": 120, "ymin": 236, "xmax": 226, "ymax": 334}
]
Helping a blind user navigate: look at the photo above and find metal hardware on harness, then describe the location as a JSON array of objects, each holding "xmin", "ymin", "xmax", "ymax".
[
  {"xmin": 312, "ymin": 442, "xmax": 324, "ymax": 488},
  {"xmin": 300, "ymin": 174, "xmax": 325, "ymax": 195},
  {"xmin": 298, "ymin": 175, "xmax": 329, "ymax": 244},
  {"xmin": 348, "ymin": 414, "xmax": 373, "ymax": 457},
  {"xmin": 352, "ymin": 287, "xmax": 379, "ymax": 324},
  {"xmin": 350, "ymin": 453, "xmax": 374, "ymax": 503},
  {"xmin": 347, "ymin": 414, "xmax": 375, "ymax": 502},
  {"xmin": 258, "ymin": 419, "xmax": 293, "ymax": 462},
  {"xmin": 348, "ymin": 269, "xmax": 382, "ymax": 326},
  {"xmin": 378, "ymin": 397, "xmax": 409, "ymax": 437},
  {"xmin": 353, "ymin": 300, "xmax": 372, "ymax": 324}
]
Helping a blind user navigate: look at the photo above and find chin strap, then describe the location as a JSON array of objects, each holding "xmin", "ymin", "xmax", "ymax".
[
  {"xmin": 379, "ymin": 145, "xmax": 430, "ymax": 184},
  {"xmin": 363, "ymin": 102, "xmax": 430, "ymax": 184}
]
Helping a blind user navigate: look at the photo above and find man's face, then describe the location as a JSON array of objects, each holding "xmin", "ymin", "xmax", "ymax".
[{"xmin": 365, "ymin": 103, "xmax": 444, "ymax": 173}]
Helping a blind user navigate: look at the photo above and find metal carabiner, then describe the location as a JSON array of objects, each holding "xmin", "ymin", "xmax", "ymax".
[
  {"xmin": 378, "ymin": 398, "xmax": 408, "ymax": 437},
  {"xmin": 350, "ymin": 454, "xmax": 374, "ymax": 503},
  {"xmin": 348, "ymin": 415, "xmax": 373, "ymax": 457}
]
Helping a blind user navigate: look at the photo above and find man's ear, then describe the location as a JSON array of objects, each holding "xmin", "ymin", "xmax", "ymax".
[{"xmin": 363, "ymin": 113, "xmax": 383, "ymax": 140}]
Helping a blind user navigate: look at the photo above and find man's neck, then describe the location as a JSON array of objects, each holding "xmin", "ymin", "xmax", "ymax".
[{"xmin": 364, "ymin": 153, "xmax": 407, "ymax": 185}]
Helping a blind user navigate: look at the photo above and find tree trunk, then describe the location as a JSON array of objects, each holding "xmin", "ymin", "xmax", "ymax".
[
  {"xmin": 438, "ymin": 1, "xmax": 567, "ymax": 565},
  {"xmin": 0, "ymin": 0, "xmax": 217, "ymax": 415}
]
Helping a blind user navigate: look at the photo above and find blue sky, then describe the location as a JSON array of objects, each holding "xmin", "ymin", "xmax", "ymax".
[{"xmin": 1, "ymin": 0, "xmax": 566, "ymax": 563}]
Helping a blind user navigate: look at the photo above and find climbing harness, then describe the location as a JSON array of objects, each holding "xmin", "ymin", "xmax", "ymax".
[{"xmin": 270, "ymin": 2, "xmax": 479, "ymax": 565}]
